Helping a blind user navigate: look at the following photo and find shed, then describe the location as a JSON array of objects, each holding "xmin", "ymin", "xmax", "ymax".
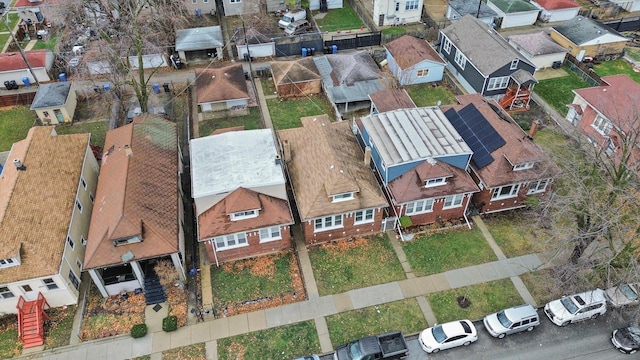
[
  {"xmin": 195, "ymin": 63, "xmax": 249, "ymax": 112},
  {"xmin": 30, "ymin": 82, "xmax": 77, "ymax": 124},
  {"xmin": 0, "ymin": 50, "xmax": 54, "ymax": 87},
  {"xmin": 270, "ymin": 58, "xmax": 322, "ymax": 98},
  {"xmin": 487, "ymin": 0, "xmax": 540, "ymax": 29},
  {"xmin": 175, "ymin": 26, "xmax": 224, "ymax": 63},
  {"xmin": 550, "ymin": 16, "xmax": 629, "ymax": 61},
  {"xmin": 446, "ymin": 0, "xmax": 498, "ymax": 25}
]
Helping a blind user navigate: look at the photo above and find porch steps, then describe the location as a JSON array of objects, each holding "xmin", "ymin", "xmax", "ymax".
[
  {"xmin": 17, "ymin": 293, "xmax": 50, "ymax": 348},
  {"xmin": 144, "ymin": 270, "xmax": 166, "ymax": 305}
]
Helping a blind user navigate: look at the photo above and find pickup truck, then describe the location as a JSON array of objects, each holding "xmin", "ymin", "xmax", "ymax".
[{"xmin": 334, "ymin": 331, "xmax": 409, "ymax": 360}]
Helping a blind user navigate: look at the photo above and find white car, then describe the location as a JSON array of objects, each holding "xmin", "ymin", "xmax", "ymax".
[
  {"xmin": 419, "ymin": 319, "xmax": 478, "ymax": 353},
  {"xmin": 544, "ymin": 289, "xmax": 607, "ymax": 327},
  {"xmin": 605, "ymin": 283, "xmax": 640, "ymax": 307}
]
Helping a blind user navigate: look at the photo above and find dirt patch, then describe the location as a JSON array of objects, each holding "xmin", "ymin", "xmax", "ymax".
[
  {"xmin": 456, "ymin": 296, "xmax": 471, "ymax": 308},
  {"xmin": 80, "ymin": 287, "xmax": 146, "ymax": 340},
  {"xmin": 73, "ymin": 92, "xmax": 114, "ymax": 122},
  {"xmin": 510, "ymin": 101, "xmax": 554, "ymax": 129}
]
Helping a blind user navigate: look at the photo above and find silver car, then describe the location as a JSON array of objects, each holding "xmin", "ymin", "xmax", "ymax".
[
  {"xmin": 484, "ymin": 304, "xmax": 539, "ymax": 338},
  {"xmin": 605, "ymin": 283, "xmax": 640, "ymax": 307}
]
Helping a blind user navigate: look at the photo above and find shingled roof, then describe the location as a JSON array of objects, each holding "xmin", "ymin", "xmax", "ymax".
[
  {"xmin": 552, "ymin": 16, "xmax": 628, "ymax": 45},
  {"xmin": 509, "ymin": 31, "xmax": 568, "ymax": 56},
  {"xmin": 385, "ymin": 35, "xmax": 444, "ymax": 70},
  {"xmin": 30, "ymin": 82, "xmax": 73, "ymax": 109},
  {"xmin": 195, "ymin": 64, "xmax": 249, "ymax": 104},
  {"xmin": 270, "ymin": 57, "xmax": 321, "ymax": 85},
  {"xmin": 175, "ymin": 26, "xmax": 223, "ymax": 51},
  {"xmin": 0, "ymin": 49, "xmax": 51, "ymax": 72}
]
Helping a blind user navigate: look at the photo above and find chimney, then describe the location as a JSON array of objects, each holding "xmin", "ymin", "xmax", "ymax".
[
  {"xmin": 364, "ymin": 146, "xmax": 372, "ymax": 167},
  {"xmin": 528, "ymin": 120, "xmax": 540, "ymax": 139},
  {"xmin": 13, "ymin": 158, "xmax": 26, "ymax": 171},
  {"xmin": 282, "ymin": 139, "xmax": 291, "ymax": 161},
  {"xmin": 124, "ymin": 144, "xmax": 133, "ymax": 157}
]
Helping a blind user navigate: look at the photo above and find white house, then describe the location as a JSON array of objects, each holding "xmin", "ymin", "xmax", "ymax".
[
  {"xmin": 487, "ymin": 0, "xmax": 540, "ymax": 29},
  {"xmin": 373, "ymin": 0, "xmax": 423, "ymax": 26},
  {"xmin": 531, "ymin": 0, "xmax": 580, "ymax": 23},
  {"xmin": 509, "ymin": 32, "xmax": 568, "ymax": 69}
]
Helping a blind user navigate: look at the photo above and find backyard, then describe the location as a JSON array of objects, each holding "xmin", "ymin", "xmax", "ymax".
[
  {"xmin": 197, "ymin": 108, "xmax": 262, "ymax": 137},
  {"xmin": 55, "ymin": 121, "xmax": 108, "ymax": 148},
  {"xmin": 405, "ymin": 82, "xmax": 458, "ymax": 107},
  {"xmin": 0, "ymin": 106, "xmax": 38, "ymax": 151},
  {"xmin": 534, "ymin": 70, "xmax": 589, "ymax": 117},
  {"xmin": 267, "ymin": 95, "xmax": 334, "ymax": 129},
  {"xmin": 313, "ymin": 3, "xmax": 364, "ymax": 32}
]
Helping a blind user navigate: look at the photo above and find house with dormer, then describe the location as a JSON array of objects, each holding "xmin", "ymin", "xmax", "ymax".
[
  {"xmin": 278, "ymin": 115, "xmax": 388, "ymax": 244},
  {"xmin": 191, "ymin": 128, "xmax": 294, "ymax": 264},
  {"xmin": 355, "ymin": 107, "xmax": 479, "ymax": 228}
]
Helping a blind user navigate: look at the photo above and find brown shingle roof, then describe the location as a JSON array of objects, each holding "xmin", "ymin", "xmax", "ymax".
[
  {"xmin": 384, "ymin": 35, "xmax": 444, "ymax": 70},
  {"xmin": 195, "ymin": 64, "xmax": 249, "ymax": 104},
  {"xmin": 278, "ymin": 115, "xmax": 388, "ymax": 220},
  {"xmin": 369, "ymin": 88, "xmax": 417, "ymax": 113},
  {"xmin": 0, "ymin": 126, "xmax": 89, "ymax": 283},
  {"xmin": 84, "ymin": 114, "xmax": 179, "ymax": 269},
  {"xmin": 270, "ymin": 57, "xmax": 321, "ymax": 85}
]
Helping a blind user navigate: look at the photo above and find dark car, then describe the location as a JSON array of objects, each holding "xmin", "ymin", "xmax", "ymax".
[{"xmin": 611, "ymin": 326, "xmax": 640, "ymax": 354}]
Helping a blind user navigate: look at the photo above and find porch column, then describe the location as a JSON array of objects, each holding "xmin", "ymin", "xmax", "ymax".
[
  {"xmin": 88, "ymin": 269, "xmax": 108, "ymax": 298},
  {"xmin": 171, "ymin": 252, "xmax": 186, "ymax": 280},
  {"xmin": 130, "ymin": 261, "xmax": 145, "ymax": 290}
]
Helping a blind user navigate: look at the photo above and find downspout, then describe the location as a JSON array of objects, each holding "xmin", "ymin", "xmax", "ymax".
[{"xmin": 462, "ymin": 192, "xmax": 472, "ymax": 229}]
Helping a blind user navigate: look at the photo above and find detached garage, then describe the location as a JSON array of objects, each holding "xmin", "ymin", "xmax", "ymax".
[{"xmin": 175, "ymin": 26, "xmax": 224, "ymax": 64}]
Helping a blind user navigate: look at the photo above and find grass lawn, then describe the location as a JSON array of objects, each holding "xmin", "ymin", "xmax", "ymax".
[
  {"xmin": 483, "ymin": 211, "xmax": 547, "ymax": 258},
  {"xmin": 520, "ymin": 270, "xmax": 564, "ymax": 306},
  {"xmin": 32, "ymin": 34, "xmax": 59, "ymax": 51},
  {"xmin": 593, "ymin": 58, "xmax": 640, "ymax": 83},
  {"xmin": 314, "ymin": 4, "xmax": 364, "ymax": 32},
  {"xmin": 267, "ymin": 95, "xmax": 334, "ymax": 129},
  {"xmin": 405, "ymin": 83, "xmax": 458, "ymax": 107},
  {"xmin": 381, "ymin": 27, "xmax": 407, "ymax": 35},
  {"xmin": 197, "ymin": 108, "xmax": 262, "ymax": 137},
  {"xmin": 0, "ymin": 316, "xmax": 21, "ymax": 359},
  {"xmin": 402, "ymin": 227, "xmax": 497, "ymax": 277},
  {"xmin": 132, "ymin": 356, "xmax": 151, "ymax": 360},
  {"xmin": 0, "ymin": 106, "xmax": 38, "ymax": 151},
  {"xmin": 6, "ymin": 13, "xmax": 19, "ymax": 32},
  {"xmin": 427, "ymin": 279, "xmax": 524, "ymax": 323},
  {"xmin": 626, "ymin": 47, "xmax": 640, "ymax": 62},
  {"xmin": 534, "ymin": 71, "xmax": 590, "ymax": 116},
  {"xmin": 44, "ymin": 306, "xmax": 76, "ymax": 350},
  {"xmin": 217, "ymin": 321, "xmax": 320, "ymax": 360},
  {"xmin": 309, "ymin": 235, "xmax": 406, "ymax": 296},
  {"xmin": 163, "ymin": 343, "xmax": 206, "ymax": 360},
  {"xmin": 54, "ymin": 121, "xmax": 108, "ymax": 148},
  {"xmin": 0, "ymin": 33, "xmax": 10, "ymax": 50},
  {"xmin": 326, "ymin": 299, "xmax": 427, "ymax": 346},
  {"xmin": 260, "ymin": 77, "xmax": 277, "ymax": 96}
]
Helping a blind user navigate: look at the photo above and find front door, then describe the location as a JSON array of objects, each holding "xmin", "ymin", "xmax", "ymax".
[{"xmin": 54, "ymin": 109, "xmax": 64, "ymax": 123}]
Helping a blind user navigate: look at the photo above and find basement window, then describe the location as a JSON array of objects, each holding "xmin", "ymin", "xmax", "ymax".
[{"xmin": 0, "ymin": 287, "xmax": 14, "ymax": 299}]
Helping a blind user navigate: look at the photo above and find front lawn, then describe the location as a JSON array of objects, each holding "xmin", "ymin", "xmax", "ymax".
[
  {"xmin": 79, "ymin": 286, "xmax": 145, "ymax": 341},
  {"xmin": 626, "ymin": 47, "xmax": 640, "ymax": 62},
  {"xmin": 197, "ymin": 108, "xmax": 262, "ymax": 137},
  {"xmin": 217, "ymin": 321, "xmax": 320, "ymax": 360},
  {"xmin": 314, "ymin": 4, "xmax": 364, "ymax": 32},
  {"xmin": 402, "ymin": 227, "xmax": 497, "ymax": 277},
  {"xmin": 0, "ymin": 106, "xmax": 37, "ymax": 151},
  {"xmin": 520, "ymin": 270, "xmax": 566, "ymax": 306},
  {"xmin": 405, "ymin": 82, "xmax": 458, "ymax": 107},
  {"xmin": 326, "ymin": 299, "xmax": 427, "ymax": 346},
  {"xmin": 593, "ymin": 58, "xmax": 640, "ymax": 83},
  {"xmin": 44, "ymin": 306, "xmax": 76, "ymax": 349},
  {"xmin": 0, "ymin": 315, "xmax": 21, "ymax": 359},
  {"xmin": 483, "ymin": 211, "xmax": 548, "ymax": 258},
  {"xmin": 163, "ymin": 343, "xmax": 206, "ymax": 360},
  {"xmin": 55, "ymin": 121, "xmax": 108, "ymax": 148},
  {"xmin": 32, "ymin": 34, "xmax": 59, "ymax": 52},
  {"xmin": 427, "ymin": 279, "xmax": 524, "ymax": 323},
  {"xmin": 266, "ymin": 95, "xmax": 334, "ymax": 129},
  {"xmin": 0, "ymin": 33, "xmax": 10, "ymax": 50},
  {"xmin": 534, "ymin": 71, "xmax": 590, "ymax": 116},
  {"xmin": 309, "ymin": 235, "xmax": 406, "ymax": 296}
]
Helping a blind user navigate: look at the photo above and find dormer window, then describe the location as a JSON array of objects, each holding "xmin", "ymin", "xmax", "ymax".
[
  {"xmin": 513, "ymin": 162, "xmax": 534, "ymax": 171},
  {"xmin": 332, "ymin": 192, "xmax": 354, "ymax": 202},
  {"xmin": 230, "ymin": 209, "xmax": 259, "ymax": 221},
  {"xmin": 113, "ymin": 235, "xmax": 142, "ymax": 246},
  {"xmin": 510, "ymin": 59, "xmax": 519, "ymax": 70},
  {"xmin": 0, "ymin": 258, "xmax": 19, "ymax": 269},
  {"xmin": 425, "ymin": 177, "xmax": 446, "ymax": 187}
]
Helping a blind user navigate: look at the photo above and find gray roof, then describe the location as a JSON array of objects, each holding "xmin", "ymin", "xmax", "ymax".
[
  {"xmin": 30, "ymin": 82, "xmax": 72, "ymax": 109},
  {"xmin": 509, "ymin": 31, "xmax": 568, "ymax": 56},
  {"xmin": 189, "ymin": 129, "xmax": 285, "ymax": 198},
  {"xmin": 360, "ymin": 107, "xmax": 472, "ymax": 167},
  {"xmin": 552, "ymin": 16, "xmax": 627, "ymax": 45},
  {"xmin": 448, "ymin": 0, "xmax": 498, "ymax": 19},
  {"xmin": 175, "ymin": 26, "xmax": 223, "ymax": 51},
  {"xmin": 512, "ymin": 69, "xmax": 537, "ymax": 85},
  {"xmin": 441, "ymin": 15, "xmax": 535, "ymax": 76}
]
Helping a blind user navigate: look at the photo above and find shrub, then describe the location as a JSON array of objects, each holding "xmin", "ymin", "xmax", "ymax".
[
  {"xmin": 518, "ymin": 120, "xmax": 531, "ymax": 131},
  {"xmin": 130, "ymin": 323, "xmax": 147, "ymax": 338},
  {"xmin": 399, "ymin": 215, "xmax": 412, "ymax": 228},
  {"xmin": 163, "ymin": 315, "xmax": 178, "ymax": 332}
]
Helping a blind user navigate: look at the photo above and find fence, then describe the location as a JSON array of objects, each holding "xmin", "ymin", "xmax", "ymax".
[
  {"xmin": 565, "ymin": 54, "xmax": 603, "ymax": 87},
  {"xmin": 0, "ymin": 89, "xmax": 36, "ymax": 107},
  {"xmin": 324, "ymin": 31, "xmax": 382, "ymax": 50},
  {"xmin": 347, "ymin": 0, "xmax": 378, "ymax": 31},
  {"xmin": 381, "ymin": 28, "xmax": 440, "ymax": 44},
  {"xmin": 273, "ymin": 33, "xmax": 324, "ymax": 57}
]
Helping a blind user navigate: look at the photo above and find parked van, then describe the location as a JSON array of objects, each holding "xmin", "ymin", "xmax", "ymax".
[
  {"xmin": 483, "ymin": 304, "xmax": 540, "ymax": 338},
  {"xmin": 284, "ymin": 20, "xmax": 310, "ymax": 36},
  {"xmin": 278, "ymin": 8, "xmax": 306, "ymax": 29}
]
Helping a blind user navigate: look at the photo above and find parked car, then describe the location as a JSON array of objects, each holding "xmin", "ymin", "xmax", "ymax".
[
  {"xmin": 611, "ymin": 326, "xmax": 640, "ymax": 354},
  {"xmin": 334, "ymin": 331, "xmax": 408, "ymax": 360},
  {"xmin": 293, "ymin": 355, "xmax": 320, "ymax": 360},
  {"xmin": 483, "ymin": 304, "xmax": 540, "ymax": 338},
  {"xmin": 278, "ymin": 8, "xmax": 306, "ymax": 29},
  {"xmin": 605, "ymin": 283, "xmax": 640, "ymax": 307},
  {"xmin": 544, "ymin": 289, "xmax": 607, "ymax": 327},
  {"xmin": 284, "ymin": 20, "xmax": 311, "ymax": 36},
  {"xmin": 419, "ymin": 320, "xmax": 478, "ymax": 354}
]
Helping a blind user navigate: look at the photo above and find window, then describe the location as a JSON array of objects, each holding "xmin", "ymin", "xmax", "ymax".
[
  {"xmin": 425, "ymin": 177, "xmax": 446, "ymax": 187},
  {"xmin": 259, "ymin": 226, "xmax": 281, "ymax": 242},
  {"xmin": 443, "ymin": 38, "xmax": 452, "ymax": 54},
  {"xmin": 354, "ymin": 209, "xmax": 375, "ymax": 224},
  {"xmin": 487, "ymin": 76, "xmax": 510, "ymax": 91},
  {"xmin": 89, "ymin": 193, "xmax": 94, "ymax": 203},
  {"xmin": 67, "ymin": 236, "xmax": 75, "ymax": 249},
  {"xmin": 203, "ymin": 0, "xmax": 209, "ymax": 3},
  {"xmin": 22, "ymin": 285, "xmax": 32, "ymax": 292},
  {"xmin": 417, "ymin": 69, "xmax": 429, "ymax": 77},
  {"xmin": 405, "ymin": 199, "xmax": 434, "ymax": 215},
  {"xmin": 443, "ymin": 194, "xmax": 463, "ymax": 208},
  {"xmin": 0, "ymin": 287, "xmax": 14, "ymax": 299},
  {"xmin": 606, "ymin": 138, "xmax": 616, "ymax": 155},
  {"xmin": 332, "ymin": 192, "xmax": 354, "ymax": 202},
  {"xmin": 592, "ymin": 116, "xmax": 612, "ymax": 135},
  {"xmin": 68, "ymin": 270, "xmax": 79, "ymax": 290},
  {"xmin": 76, "ymin": 258, "xmax": 83, "ymax": 270},
  {"xmin": 405, "ymin": 0, "xmax": 419, "ymax": 10},
  {"xmin": 527, "ymin": 179, "xmax": 549, "ymax": 194},
  {"xmin": 395, "ymin": 2, "xmax": 399, "ymax": 11},
  {"xmin": 43, "ymin": 278, "xmax": 58, "ymax": 290},
  {"xmin": 454, "ymin": 51, "xmax": 466, "ymax": 69},
  {"xmin": 230, "ymin": 210, "xmax": 258, "ymax": 221},
  {"xmin": 82, "ymin": 236, "xmax": 87, "ymax": 246},
  {"xmin": 513, "ymin": 162, "xmax": 534, "ymax": 171},
  {"xmin": 230, "ymin": 0, "xmax": 241, "ymax": 3},
  {"xmin": 75, "ymin": 199, "xmax": 83, "ymax": 213},
  {"xmin": 0, "ymin": 258, "xmax": 17, "ymax": 269},
  {"xmin": 191, "ymin": 0, "xmax": 196, "ymax": 3},
  {"xmin": 492, "ymin": 184, "xmax": 521, "ymax": 200},
  {"xmin": 510, "ymin": 59, "xmax": 519, "ymax": 70},
  {"xmin": 214, "ymin": 232, "xmax": 248, "ymax": 250},
  {"xmin": 314, "ymin": 215, "xmax": 343, "ymax": 231},
  {"xmin": 81, "ymin": 176, "xmax": 87, "ymax": 189}
]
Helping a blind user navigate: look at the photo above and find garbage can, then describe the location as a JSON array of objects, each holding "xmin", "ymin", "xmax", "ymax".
[
  {"xmin": 58, "ymin": 73, "xmax": 67, "ymax": 82},
  {"xmin": 302, "ymin": 47, "xmax": 307, "ymax": 57},
  {"xmin": 153, "ymin": 83, "xmax": 160, "ymax": 94},
  {"xmin": 22, "ymin": 77, "xmax": 31, "ymax": 87},
  {"xmin": 332, "ymin": 44, "xmax": 338, "ymax": 54},
  {"xmin": 103, "ymin": 83, "xmax": 111, "ymax": 91},
  {"xmin": 163, "ymin": 83, "xmax": 170, "ymax": 93}
]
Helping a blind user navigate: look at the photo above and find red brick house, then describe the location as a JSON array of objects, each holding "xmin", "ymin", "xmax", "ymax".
[
  {"xmin": 566, "ymin": 74, "xmax": 640, "ymax": 172},
  {"xmin": 278, "ymin": 115, "xmax": 388, "ymax": 244},
  {"xmin": 190, "ymin": 129, "xmax": 294, "ymax": 265}
]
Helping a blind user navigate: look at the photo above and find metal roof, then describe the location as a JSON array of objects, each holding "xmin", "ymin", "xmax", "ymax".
[{"xmin": 175, "ymin": 26, "xmax": 223, "ymax": 51}]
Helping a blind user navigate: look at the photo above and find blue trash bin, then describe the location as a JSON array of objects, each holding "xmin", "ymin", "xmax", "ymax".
[
  {"xmin": 332, "ymin": 44, "xmax": 338, "ymax": 54},
  {"xmin": 103, "ymin": 83, "xmax": 111, "ymax": 91},
  {"xmin": 301, "ymin": 47, "xmax": 307, "ymax": 57},
  {"xmin": 22, "ymin": 77, "xmax": 31, "ymax": 87},
  {"xmin": 153, "ymin": 83, "xmax": 160, "ymax": 94},
  {"xmin": 58, "ymin": 73, "xmax": 67, "ymax": 82}
]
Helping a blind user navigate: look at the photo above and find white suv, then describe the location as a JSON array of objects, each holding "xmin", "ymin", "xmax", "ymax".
[{"xmin": 544, "ymin": 289, "xmax": 607, "ymax": 327}]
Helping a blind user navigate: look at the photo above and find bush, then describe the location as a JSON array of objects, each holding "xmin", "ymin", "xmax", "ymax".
[
  {"xmin": 518, "ymin": 120, "xmax": 531, "ymax": 131},
  {"xmin": 163, "ymin": 315, "xmax": 178, "ymax": 332},
  {"xmin": 399, "ymin": 215, "xmax": 412, "ymax": 228},
  {"xmin": 130, "ymin": 323, "xmax": 147, "ymax": 338}
]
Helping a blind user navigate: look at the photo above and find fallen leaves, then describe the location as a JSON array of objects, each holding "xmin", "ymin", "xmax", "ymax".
[{"xmin": 80, "ymin": 288, "xmax": 145, "ymax": 340}]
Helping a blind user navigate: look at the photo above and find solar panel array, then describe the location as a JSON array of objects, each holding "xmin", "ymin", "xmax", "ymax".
[{"xmin": 444, "ymin": 104, "xmax": 505, "ymax": 169}]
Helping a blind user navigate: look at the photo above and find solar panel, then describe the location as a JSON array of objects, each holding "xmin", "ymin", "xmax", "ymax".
[{"xmin": 444, "ymin": 104, "xmax": 505, "ymax": 169}]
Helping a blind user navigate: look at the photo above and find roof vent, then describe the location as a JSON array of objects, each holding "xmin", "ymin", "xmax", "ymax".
[
  {"xmin": 13, "ymin": 158, "xmax": 26, "ymax": 171},
  {"xmin": 124, "ymin": 144, "xmax": 133, "ymax": 157}
]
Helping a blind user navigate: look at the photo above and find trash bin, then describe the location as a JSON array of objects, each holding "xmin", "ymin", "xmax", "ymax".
[
  {"xmin": 301, "ymin": 47, "xmax": 307, "ymax": 57},
  {"xmin": 22, "ymin": 77, "xmax": 31, "ymax": 87},
  {"xmin": 58, "ymin": 73, "xmax": 67, "ymax": 82},
  {"xmin": 332, "ymin": 44, "xmax": 338, "ymax": 54},
  {"xmin": 103, "ymin": 83, "xmax": 111, "ymax": 91},
  {"xmin": 163, "ymin": 83, "xmax": 170, "ymax": 93},
  {"xmin": 153, "ymin": 83, "xmax": 160, "ymax": 94}
]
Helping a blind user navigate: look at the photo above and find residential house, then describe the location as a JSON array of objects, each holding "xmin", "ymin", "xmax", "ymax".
[
  {"xmin": 550, "ymin": 16, "xmax": 629, "ymax": 61},
  {"xmin": 444, "ymin": 94, "xmax": 559, "ymax": 213},
  {"xmin": 309, "ymin": 0, "xmax": 343, "ymax": 10},
  {"xmin": 487, "ymin": 0, "xmax": 540, "ymax": 29},
  {"xmin": 0, "ymin": 49, "xmax": 54, "ymax": 86},
  {"xmin": 175, "ymin": 26, "xmax": 224, "ymax": 64},
  {"xmin": 13, "ymin": 0, "xmax": 57, "ymax": 25},
  {"xmin": 384, "ymin": 35, "xmax": 445, "ymax": 86},
  {"xmin": 356, "ymin": 107, "xmax": 478, "ymax": 229},
  {"xmin": 372, "ymin": 0, "xmax": 423, "ymax": 26},
  {"xmin": 438, "ymin": 15, "xmax": 537, "ymax": 110},
  {"xmin": 183, "ymin": 0, "xmax": 216, "ymax": 16},
  {"xmin": 190, "ymin": 129, "xmax": 294, "ymax": 264},
  {"xmin": 270, "ymin": 57, "xmax": 322, "ymax": 98},
  {"xmin": 30, "ymin": 82, "xmax": 77, "ymax": 124},
  {"xmin": 609, "ymin": 0, "xmax": 640, "ymax": 12},
  {"xmin": 446, "ymin": 0, "xmax": 498, "ymax": 25},
  {"xmin": 566, "ymin": 74, "xmax": 640, "ymax": 170},
  {"xmin": 531, "ymin": 0, "xmax": 581, "ymax": 23},
  {"xmin": 369, "ymin": 88, "xmax": 416, "ymax": 115},
  {"xmin": 84, "ymin": 114, "xmax": 185, "ymax": 300},
  {"xmin": 278, "ymin": 115, "xmax": 388, "ymax": 244},
  {"xmin": 195, "ymin": 64, "xmax": 249, "ymax": 113},
  {"xmin": 508, "ymin": 32, "xmax": 568, "ymax": 69},
  {"xmin": 0, "ymin": 126, "xmax": 98, "ymax": 315},
  {"xmin": 235, "ymin": 27, "xmax": 275, "ymax": 59},
  {"xmin": 223, "ymin": 0, "xmax": 287, "ymax": 16},
  {"xmin": 313, "ymin": 50, "xmax": 390, "ymax": 118}
]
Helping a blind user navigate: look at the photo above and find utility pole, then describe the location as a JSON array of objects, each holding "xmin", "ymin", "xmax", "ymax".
[{"xmin": 4, "ymin": 12, "xmax": 40, "ymax": 86}]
